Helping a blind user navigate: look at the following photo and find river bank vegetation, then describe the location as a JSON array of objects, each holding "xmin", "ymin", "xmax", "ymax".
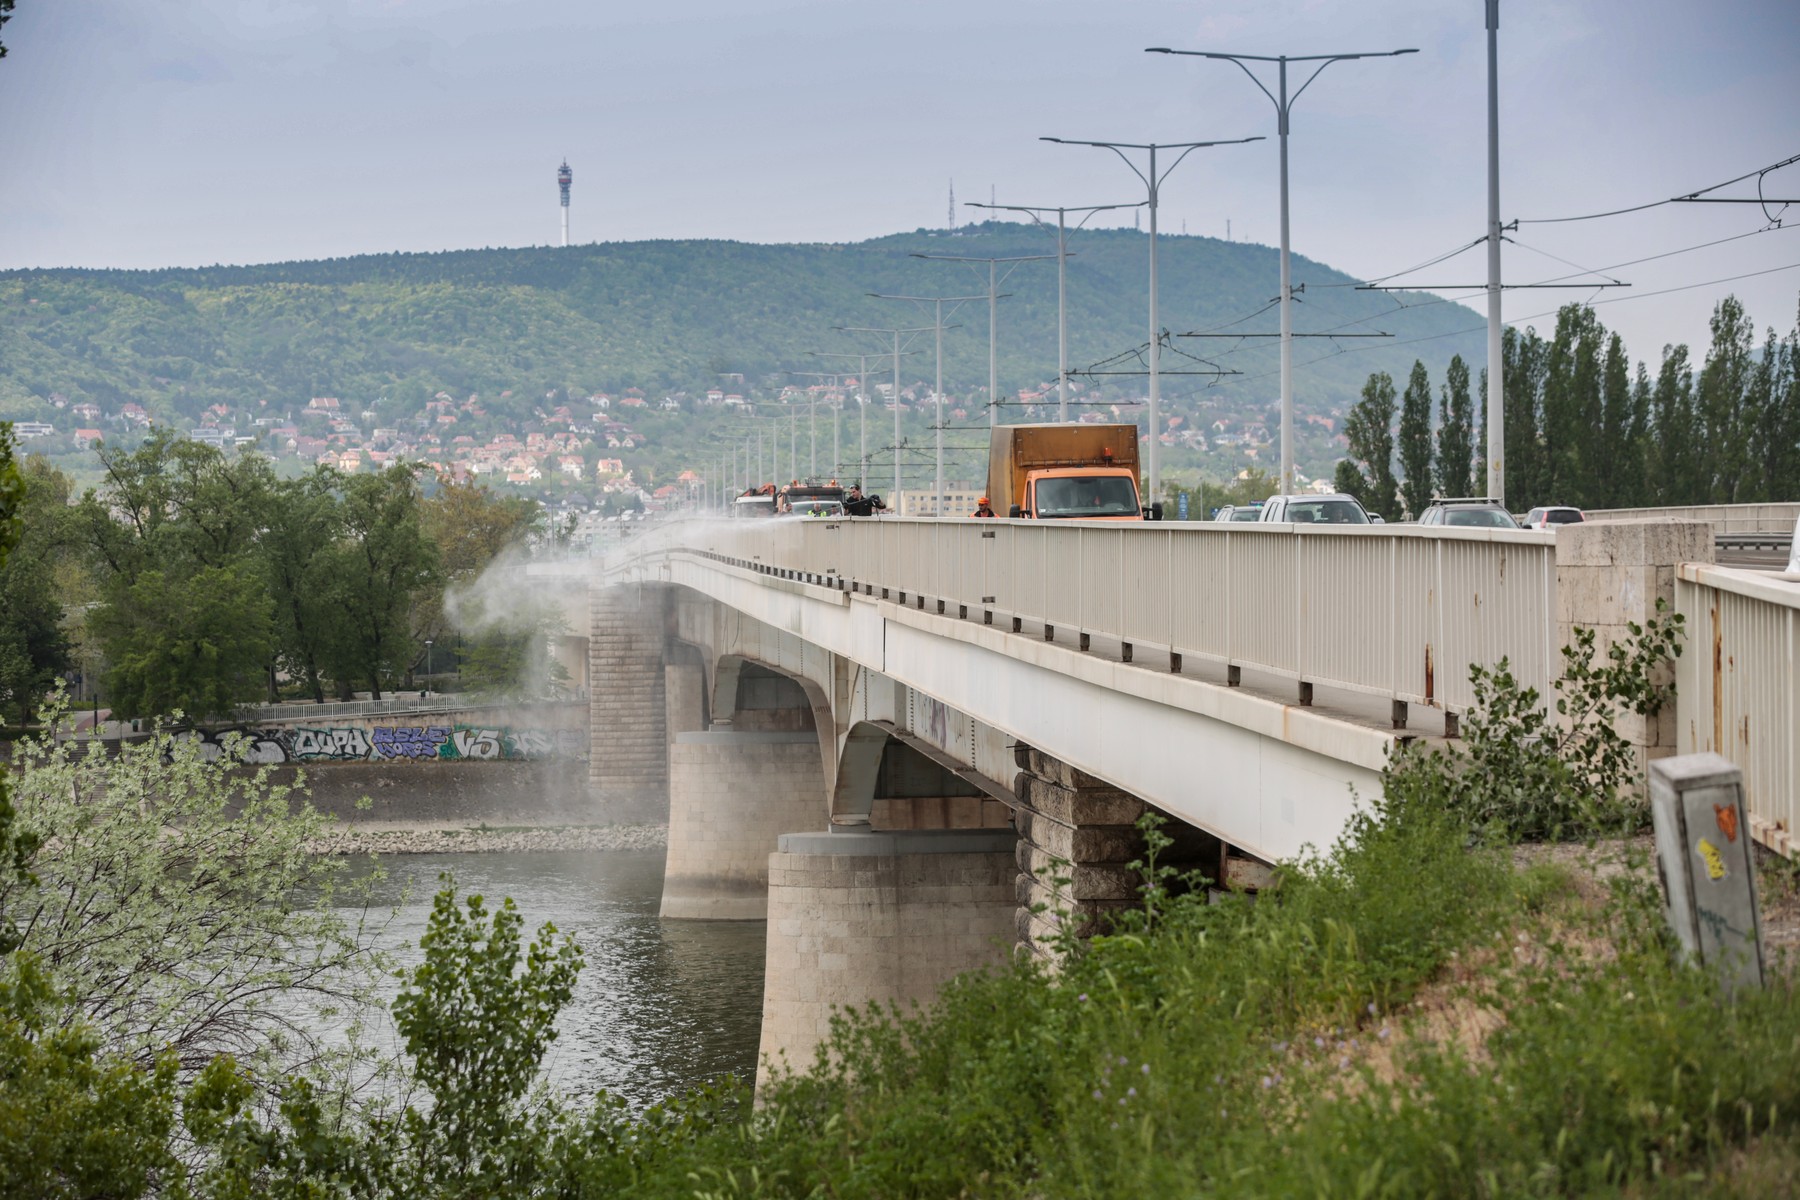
[
  {"xmin": 3, "ymin": 432, "xmax": 1798, "ymax": 1197},
  {"xmin": 0, "ymin": 429, "xmax": 563, "ymax": 725}
]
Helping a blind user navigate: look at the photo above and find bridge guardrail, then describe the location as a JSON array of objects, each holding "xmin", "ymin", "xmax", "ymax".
[
  {"xmin": 632, "ymin": 517, "xmax": 1559, "ymax": 720},
  {"xmin": 1587, "ymin": 501, "xmax": 1800, "ymax": 534},
  {"xmin": 1675, "ymin": 563, "xmax": 1800, "ymax": 855}
]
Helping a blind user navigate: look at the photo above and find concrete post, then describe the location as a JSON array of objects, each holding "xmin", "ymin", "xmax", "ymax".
[
  {"xmin": 757, "ymin": 828, "xmax": 1016, "ymax": 1088},
  {"xmin": 1649, "ymin": 752, "xmax": 1764, "ymax": 989},
  {"xmin": 1555, "ymin": 520, "xmax": 1714, "ymax": 775},
  {"xmin": 661, "ymin": 731, "xmax": 825, "ymax": 920}
]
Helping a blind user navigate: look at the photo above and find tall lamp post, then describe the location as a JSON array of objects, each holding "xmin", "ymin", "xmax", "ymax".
[
  {"xmin": 1146, "ymin": 44, "xmax": 1415, "ymax": 496},
  {"xmin": 1040, "ymin": 135, "xmax": 1260, "ymax": 499},
  {"xmin": 424, "ymin": 639, "xmax": 433, "ymax": 693},
  {"xmin": 908, "ymin": 252, "xmax": 1053, "ymax": 427},
  {"xmin": 835, "ymin": 326, "xmax": 932, "ymax": 500},
  {"xmin": 869, "ymin": 293, "xmax": 984, "ymax": 515},
  {"xmin": 966, "ymin": 200, "xmax": 1144, "ymax": 422}
]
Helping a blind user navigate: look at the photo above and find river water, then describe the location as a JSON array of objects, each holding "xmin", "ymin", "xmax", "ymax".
[{"xmin": 339, "ymin": 850, "xmax": 766, "ymax": 1108}]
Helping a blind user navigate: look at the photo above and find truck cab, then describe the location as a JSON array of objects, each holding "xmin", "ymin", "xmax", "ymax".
[{"xmin": 989, "ymin": 423, "xmax": 1160, "ymax": 521}]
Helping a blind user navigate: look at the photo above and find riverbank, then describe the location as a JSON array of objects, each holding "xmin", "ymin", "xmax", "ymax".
[{"xmin": 305, "ymin": 822, "xmax": 668, "ymax": 855}]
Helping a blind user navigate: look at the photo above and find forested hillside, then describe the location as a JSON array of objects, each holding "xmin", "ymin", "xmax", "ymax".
[{"xmin": 0, "ymin": 224, "xmax": 1485, "ymax": 482}]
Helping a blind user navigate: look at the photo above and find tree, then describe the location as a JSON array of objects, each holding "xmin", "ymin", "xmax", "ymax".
[
  {"xmin": 1595, "ymin": 332, "xmax": 1633, "ymax": 508},
  {"xmin": 0, "ymin": 456, "xmax": 73, "ymax": 724},
  {"xmin": 1649, "ymin": 344, "xmax": 1701, "ymax": 505},
  {"xmin": 321, "ymin": 465, "xmax": 438, "ymax": 700},
  {"xmin": 1540, "ymin": 304, "xmax": 1603, "ymax": 505},
  {"xmin": 1339, "ymin": 372, "xmax": 1399, "ymax": 521},
  {"xmin": 1397, "ymin": 360, "xmax": 1435, "ymax": 517},
  {"xmin": 1746, "ymin": 310, "xmax": 1797, "ymax": 502},
  {"xmin": 1502, "ymin": 325, "xmax": 1549, "ymax": 509},
  {"xmin": 0, "ymin": 1, "xmax": 15, "ymax": 60},
  {"xmin": 261, "ymin": 469, "xmax": 344, "ymax": 704},
  {"xmin": 88, "ymin": 562, "xmax": 274, "ymax": 721},
  {"xmin": 77, "ymin": 432, "xmax": 277, "ymax": 720},
  {"xmin": 1697, "ymin": 296, "xmax": 1756, "ymax": 503},
  {"xmin": 1436, "ymin": 354, "xmax": 1475, "ymax": 500},
  {"xmin": 3, "ymin": 701, "xmax": 390, "ymax": 1079},
  {"xmin": 415, "ymin": 477, "xmax": 542, "ymax": 680}
]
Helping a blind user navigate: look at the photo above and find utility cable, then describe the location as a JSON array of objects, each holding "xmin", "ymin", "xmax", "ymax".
[{"xmin": 1514, "ymin": 150, "xmax": 1800, "ymax": 225}]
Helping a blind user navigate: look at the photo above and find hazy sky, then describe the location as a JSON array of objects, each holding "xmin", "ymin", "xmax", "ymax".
[{"xmin": 2, "ymin": 0, "xmax": 1796, "ymax": 360}]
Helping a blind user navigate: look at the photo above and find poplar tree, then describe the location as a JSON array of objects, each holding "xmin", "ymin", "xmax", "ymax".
[
  {"xmin": 1340, "ymin": 372, "xmax": 1400, "ymax": 521},
  {"xmin": 1436, "ymin": 354, "xmax": 1475, "ymax": 500},
  {"xmin": 1541, "ymin": 305, "xmax": 1603, "ymax": 505},
  {"xmin": 1595, "ymin": 333, "xmax": 1633, "ymax": 508},
  {"xmin": 1650, "ymin": 344, "xmax": 1700, "ymax": 504},
  {"xmin": 1398, "ymin": 360, "xmax": 1436, "ymax": 516},
  {"xmin": 1502, "ymin": 327, "xmax": 1549, "ymax": 510},
  {"xmin": 1697, "ymin": 296, "xmax": 1755, "ymax": 503}
]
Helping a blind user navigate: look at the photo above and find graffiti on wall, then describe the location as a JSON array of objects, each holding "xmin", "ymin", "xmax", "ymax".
[{"xmin": 173, "ymin": 723, "xmax": 588, "ymax": 764}]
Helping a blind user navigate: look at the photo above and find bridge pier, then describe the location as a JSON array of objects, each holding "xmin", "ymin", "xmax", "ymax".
[
  {"xmin": 1012, "ymin": 746, "xmax": 1224, "ymax": 955},
  {"xmin": 588, "ymin": 584, "xmax": 670, "ymax": 819},
  {"xmin": 756, "ymin": 828, "xmax": 1016, "ymax": 1087},
  {"xmin": 661, "ymin": 731, "xmax": 825, "ymax": 920}
]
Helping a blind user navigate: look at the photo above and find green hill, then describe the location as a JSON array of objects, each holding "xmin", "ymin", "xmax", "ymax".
[{"xmin": 0, "ymin": 224, "xmax": 1486, "ymax": 487}]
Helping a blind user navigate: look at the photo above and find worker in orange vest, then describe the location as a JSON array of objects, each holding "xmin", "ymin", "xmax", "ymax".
[{"xmin": 972, "ymin": 497, "xmax": 996, "ymax": 518}]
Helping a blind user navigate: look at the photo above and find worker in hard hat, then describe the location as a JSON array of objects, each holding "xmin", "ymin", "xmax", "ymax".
[{"xmin": 972, "ymin": 497, "xmax": 996, "ymax": 518}]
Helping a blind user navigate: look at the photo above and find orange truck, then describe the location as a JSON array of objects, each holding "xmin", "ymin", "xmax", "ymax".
[{"xmin": 986, "ymin": 423, "xmax": 1161, "ymax": 520}]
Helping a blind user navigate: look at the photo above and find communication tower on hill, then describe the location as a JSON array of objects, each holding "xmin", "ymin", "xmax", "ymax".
[{"xmin": 557, "ymin": 159, "xmax": 573, "ymax": 246}]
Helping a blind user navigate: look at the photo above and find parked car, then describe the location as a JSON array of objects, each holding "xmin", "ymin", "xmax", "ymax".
[
  {"xmin": 1522, "ymin": 505, "xmax": 1586, "ymax": 530},
  {"xmin": 1257, "ymin": 493, "xmax": 1375, "ymax": 525},
  {"xmin": 1213, "ymin": 503, "xmax": 1264, "ymax": 523},
  {"xmin": 1419, "ymin": 497, "xmax": 1521, "ymax": 530}
]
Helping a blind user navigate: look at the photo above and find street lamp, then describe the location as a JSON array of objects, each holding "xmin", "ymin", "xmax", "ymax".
[
  {"xmin": 1040, "ymin": 135, "xmax": 1261, "ymax": 498},
  {"xmin": 834, "ymin": 325, "xmax": 933, "ymax": 500},
  {"xmin": 965, "ymin": 200, "xmax": 1144, "ymax": 421},
  {"xmin": 424, "ymin": 639, "xmax": 433, "ymax": 692},
  {"xmin": 868, "ymin": 293, "xmax": 984, "ymax": 516},
  {"xmin": 908, "ymin": 252, "xmax": 1054, "ymax": 427},
  {"xmin": 1146, "ymin": 44, "xmax": 1416, "ymax": 496}
]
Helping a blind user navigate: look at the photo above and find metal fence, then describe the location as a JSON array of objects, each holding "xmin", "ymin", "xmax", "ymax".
[
  {"xmin": 236, "ymin": 694, "xmax": 521, "ymax": 723},
  {"xmin": 638, "ymin": 517, "xmax": 1559, "ymax": 717},
  {"xmin": 1676, "ymin": 564, "xmax": 1800, "ymax": 856}
]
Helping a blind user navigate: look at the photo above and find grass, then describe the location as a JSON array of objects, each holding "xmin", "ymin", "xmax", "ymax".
[{"xmin": 554, "ymin": 791, "xmax": 1800, "ymax": 1198}]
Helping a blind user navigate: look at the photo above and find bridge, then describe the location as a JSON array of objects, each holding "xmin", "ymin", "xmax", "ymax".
[{"xmin": 562, "ymin": 506, "xmax": 1797, "ymax": 1079}]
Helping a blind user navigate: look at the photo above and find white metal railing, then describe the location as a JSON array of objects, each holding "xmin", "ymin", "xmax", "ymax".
[
  {"xmin": 1676, "ymin": 564, "xmax": 1800, "ymax": 856},
  {"xmin": 626, "ymin": 517, "xmax": 1559, "ymax": 718}
]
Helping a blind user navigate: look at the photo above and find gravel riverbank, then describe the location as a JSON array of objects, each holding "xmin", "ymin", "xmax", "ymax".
[{"xmin": 307, "ymin": 823, "xmax": 668, "ymax": 856}]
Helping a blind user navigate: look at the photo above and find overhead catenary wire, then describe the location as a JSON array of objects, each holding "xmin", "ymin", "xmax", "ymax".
[{"xmin": 1512, "ymin": 150, "xmax": 1800, "ymax": 225}]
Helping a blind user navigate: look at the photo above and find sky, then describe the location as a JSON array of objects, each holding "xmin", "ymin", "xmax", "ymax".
[{"xmin": 2, "ymin": 0, "xmax": 1797, "ymax": 362}]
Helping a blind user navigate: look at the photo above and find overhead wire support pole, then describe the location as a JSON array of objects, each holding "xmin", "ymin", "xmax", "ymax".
[
  {"xmin": 909, "ymin": 250, "xmax": 1054, "ymax": 428},
  {"xmin": 1041, "ymin": 134, "xmax": 1261, "ymax": 499},
  {"xmin": 834, "ymin": 327, "xmax": 930, "ymax": 498},
  {"xmin": 1483, "ymin": 0, "xmax": 1504, "ymax": 503},
  {"xmin": 1146, "ymin": 44, "xmax": 1415, "ymax": 497},
  {"xmin": 967, "ymin": 200, "xmax": 1144, "ymax": 423},
  {"xmin": 867, "ymin": 296, "xmax": 983, "ymax": 516}
]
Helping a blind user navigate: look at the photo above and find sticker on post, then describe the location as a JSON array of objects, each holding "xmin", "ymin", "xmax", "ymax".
[
  {"xmin": 1714, "ymin": 803, "xmax": 1740, "ymax": 843},
  {"xmin": 1696, "ymin": 837, "xmax": 1728, "ymax": 881}
]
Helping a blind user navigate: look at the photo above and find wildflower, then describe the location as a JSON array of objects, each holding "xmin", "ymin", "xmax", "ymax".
[
  {"xmin": 1077, "ymin": 993, "xmax": 1089, "ymax": 1002},
  {"xmin": 1141, "ymin": 1063, "xmax": 1150, "ymax": 1076},
  {"xmin": 1092, "ymin": 1089, "xmax": 1104, "ymax": 1101},
  {"xmin": 1339, "ymin": 1057, "xmax": 1351, "ymax": 1070},
  {"xmin": 1378, "ymin": 1026, "xmax": 1391, "ymax": 1041},
  {"xmin": 1260, "ymin": 1076, "xmax": 1274, "ymax": 1090},
  {"xmin": 1367, "ymin": 1002, "xmax": 1377, "ymax": 1016},
  {"xmin": 1127, "ymin": 1087, "xmax": 1137, "ymax": 1098},
  {"xmin": 1313, "ymin": 1036, "xmax": 1325, "ymax": 1048}
]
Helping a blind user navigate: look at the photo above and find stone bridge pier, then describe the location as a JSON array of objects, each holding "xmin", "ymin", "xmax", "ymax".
[{"xmin": 588, "ymin": 581, "xmax": 1235, "ymax": 1084}]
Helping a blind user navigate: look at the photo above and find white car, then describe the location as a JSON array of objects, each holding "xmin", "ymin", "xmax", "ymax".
[
  {"xmin": 1523, "ymin": 505, "xmax": 1586, "ymax": 530},
  {"xmin": 1257, "ymin": 493, "xmax": 1376, "ymax": 525}
]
